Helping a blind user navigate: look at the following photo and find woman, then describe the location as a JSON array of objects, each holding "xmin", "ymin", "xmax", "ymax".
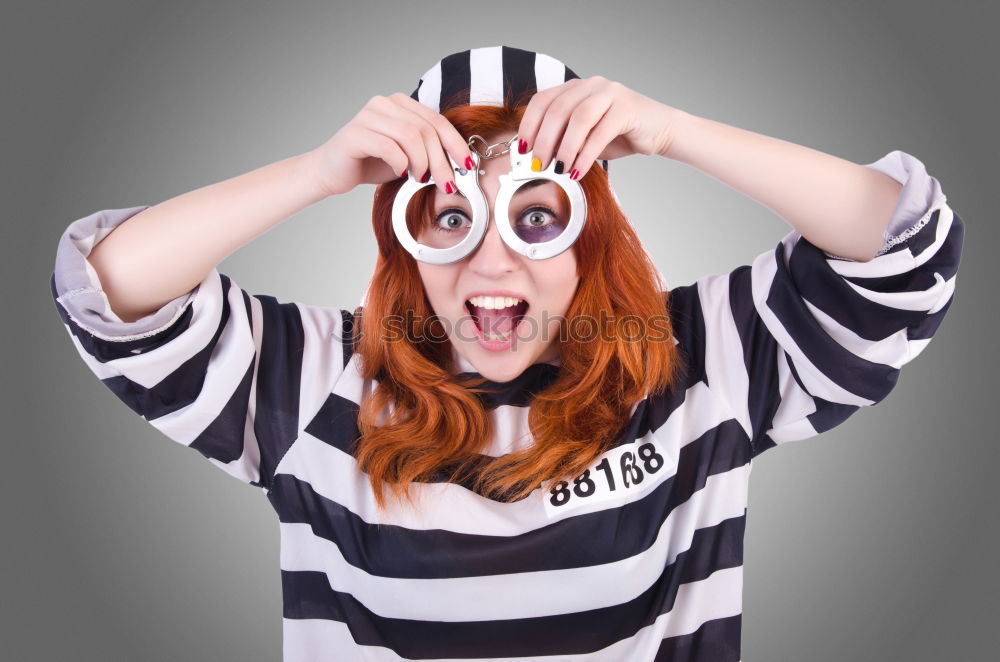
[{"xmin": 50, "ymin": 46, "xmax": 964, "ymax": 661}]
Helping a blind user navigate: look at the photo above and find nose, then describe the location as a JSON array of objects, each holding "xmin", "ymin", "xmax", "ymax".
[{"xmin": 466, "ymin": 211, "xmax": 520, "ymax": 277}]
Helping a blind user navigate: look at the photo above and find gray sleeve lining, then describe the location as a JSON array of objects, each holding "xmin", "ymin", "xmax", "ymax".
[
  {"xmin": 52, "ymin": 205, "xmax": 200, "ymax": 342},
  {"xmin": 822, "ymin": 149, "xmax": 948, "ymax": 261}
]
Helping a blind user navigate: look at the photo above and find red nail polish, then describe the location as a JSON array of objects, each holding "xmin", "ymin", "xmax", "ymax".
[
  {"xmin": 465, "ymin": 156, "xmax": 475, "ymax": 170},
  {"xmin": 518, "ymin": 139, "xmax": 527, "ymax": 154},
  {"xmin": 445, "ymin": 181, "xmax": 456, "ymax": 194},
  {"xmin": 570, "ymin": 168, "xmax": 580, "ymax": 180},
  {"xmin": 420, "ymin": 171, "xmax": 430, "ymax": 183}
]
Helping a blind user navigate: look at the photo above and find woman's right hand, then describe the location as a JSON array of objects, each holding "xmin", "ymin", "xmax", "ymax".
[{"xmin": 310, "ymin": 93, "xmax": 475, "ymax": 197}]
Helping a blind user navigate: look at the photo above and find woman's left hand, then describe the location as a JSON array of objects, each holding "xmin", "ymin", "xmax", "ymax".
[{"xmin": 516, "ymin": 76, "xmax": 682, "ymax": 179}]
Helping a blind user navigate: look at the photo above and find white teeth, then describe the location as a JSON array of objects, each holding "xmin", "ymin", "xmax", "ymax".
[
  {"xmin": 466, "ymin": 295, "xmax": 525, "ymax": 341},
  {"xmin": 466, "ymin": 295, "xmax": 524, "ymax": 309}
]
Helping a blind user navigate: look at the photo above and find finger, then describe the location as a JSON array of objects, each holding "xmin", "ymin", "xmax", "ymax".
[
  {"xmin": 567, "ymin": 105, "xmax": 627, "ymax": 180},
  {"xmin": 374, "ymin": 96, "xmax": 457, "ymax": 193},
  {"xmin": 355, "ymin": 127, "xmax": 409, "ymax": 179},
  {"xmin": 389, "ymin": 93, "xmax": 475, "ymax": 173},
  {"xmin": 528, "ymin": 80, "xmax": 600, "ymax": 170},
  {"xmin": 553, "ymin": 92, "xmax": 615, "ymax": 176},
  {"xmin": 517, "ymin": 78, "xmax": 582, "ymax": 155},
  {"xmin": 359, "ymin": 99, "xmax": 431, "ymax": 182}
]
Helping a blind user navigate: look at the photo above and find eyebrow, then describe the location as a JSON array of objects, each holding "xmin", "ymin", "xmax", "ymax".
[
  {"xmin": 512, "ymin": 179, "xmax": 553, "ymax": 195},
  {"xmin": 434, "ymin": 178, "xmax": 555, "ymax": 209}
]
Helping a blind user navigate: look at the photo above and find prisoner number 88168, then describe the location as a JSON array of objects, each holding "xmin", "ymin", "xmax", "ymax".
[{"xmin": 548, "ymin": 442, "xmax": 667, "ymax": 508}]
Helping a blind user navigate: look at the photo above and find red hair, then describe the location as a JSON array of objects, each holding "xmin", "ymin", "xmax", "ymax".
[{"xmin": 353, "ymin": 102, "xmax": 686, "ymax": 509}]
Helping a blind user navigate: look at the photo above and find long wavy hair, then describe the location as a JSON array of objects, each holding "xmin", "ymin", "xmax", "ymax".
[{"xmin": 353, "ymin": 101, "xmax": 686, "ymax": 510}]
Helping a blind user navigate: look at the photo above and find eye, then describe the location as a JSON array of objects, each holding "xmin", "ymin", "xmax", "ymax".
[
  {"xmin": 517, "ymin": 206, "xmax": 558, "ymax": 227},
  {"xmin": 434, "ymin": 208, "xmax": 471, "ymax": 232}
]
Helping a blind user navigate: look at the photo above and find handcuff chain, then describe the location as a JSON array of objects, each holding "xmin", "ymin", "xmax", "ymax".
[{"xmin": 468, "ymin": 135, "xmax": 518, "ymax": 160}]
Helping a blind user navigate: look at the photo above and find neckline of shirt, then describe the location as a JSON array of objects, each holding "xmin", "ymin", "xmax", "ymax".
[{"xmin": 448, "ymin": 345, "xmax": 563, "ymax": 409}]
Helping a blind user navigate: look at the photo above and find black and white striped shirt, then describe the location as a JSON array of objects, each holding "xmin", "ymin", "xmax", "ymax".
[{"xmin": 50, "ymin": 149, "xmax": 963, "ymax": 661}]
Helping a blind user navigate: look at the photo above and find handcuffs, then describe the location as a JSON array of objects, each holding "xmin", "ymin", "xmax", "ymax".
[{"xmin": 391, "ymin": 135, "xmax": 587, "ymax": 264}]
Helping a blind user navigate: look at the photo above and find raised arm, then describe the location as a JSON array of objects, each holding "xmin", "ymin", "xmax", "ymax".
[
  {"xmin": 86, "ymin": 151, "xmax": 328, "ymax": 323},
  {"xmin": 661, "ymin": 109, "xmax": 905, "ymax": 262},
  {"xmin": 517, "ymin": 77, "xmax": 905, "ymax": 263},
  {"xmin": 86, "ymin": 91, "xmax": 476, "ymax": 324}
]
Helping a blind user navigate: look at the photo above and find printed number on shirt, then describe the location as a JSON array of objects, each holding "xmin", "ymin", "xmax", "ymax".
[{"xmin": 543, "ymin": 440, "xmax": 673, "ymax": 517}]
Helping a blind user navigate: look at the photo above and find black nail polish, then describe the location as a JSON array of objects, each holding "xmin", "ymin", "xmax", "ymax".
[{"xmin": 554, "ymin": 160, "xmax": 565, "ymax": 175}]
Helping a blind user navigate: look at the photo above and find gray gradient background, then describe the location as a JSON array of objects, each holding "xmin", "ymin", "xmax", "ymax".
[{"xmin": 7, "ymin": 0, "xmax": 996, "ymax": 659}]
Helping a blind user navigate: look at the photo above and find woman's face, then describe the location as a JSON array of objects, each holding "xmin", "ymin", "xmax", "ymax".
[{"xmin": 416, "ymin": 132, "xmax": 580, "ymax": 383}]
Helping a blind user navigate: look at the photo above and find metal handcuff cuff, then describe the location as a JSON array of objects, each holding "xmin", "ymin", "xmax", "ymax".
[{"xmin": 391, "ymin": 135, "xmax": 587, "ymax": 264}]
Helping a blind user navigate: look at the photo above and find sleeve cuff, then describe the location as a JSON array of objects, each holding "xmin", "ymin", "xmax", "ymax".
[{"xmin": 51, "ymin": 206, "xmax": 198, "ymax": 342}]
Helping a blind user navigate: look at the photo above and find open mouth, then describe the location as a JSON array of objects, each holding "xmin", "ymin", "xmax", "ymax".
[{"xmin": 464, "ymin": 295, "xmax": 529, "ymax": 341}]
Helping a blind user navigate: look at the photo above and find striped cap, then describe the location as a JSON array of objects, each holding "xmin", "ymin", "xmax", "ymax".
[{"xmin": 410, "ymin": 46, "xmax": 609, "ymax": 174}]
